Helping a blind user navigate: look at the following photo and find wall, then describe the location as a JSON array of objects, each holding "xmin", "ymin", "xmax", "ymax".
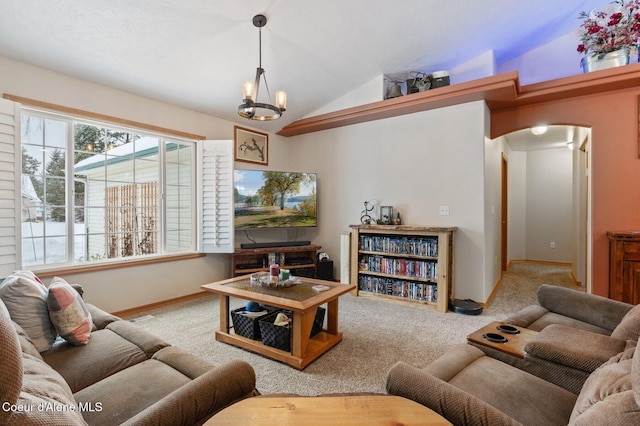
[
  {"xmin": 507, "ymin": 149, "xmax": 527, "ymax": 260},
  {"xmin": 487, "ymin": 138, "xmax": 575, "ymax": 279},
  {"xmin": 492, "ymin": 88, "xmax": 640, "ymax": 297},
  {"xmin": 571, "ymin": 130, "xmax": 589, "ymax": 287},
  {"xmin": 284, "ymin": 101, "xmax": 490, "ymax": 302},
  {"xmin": 498, "ymin": 33, "xmax": 584, "ymax": 85},
  {"xmin": 483, "ymin": 131, "xmax": 505, "ymax": 294},
  {"xmin": 525, "ymin": 148, "xmax": 573, "ymax": 262},
  {"xmin": 0, "ymin": 55, "xmax": 266, "ymax": 312}
]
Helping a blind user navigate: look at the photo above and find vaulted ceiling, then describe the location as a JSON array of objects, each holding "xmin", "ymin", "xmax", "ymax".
[{"xmin": 0, "ymin": 0, "xmax": 610, "ymax": 135}]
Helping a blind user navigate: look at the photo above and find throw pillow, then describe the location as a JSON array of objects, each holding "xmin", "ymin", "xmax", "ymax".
[
  {"xmin": 0, "ymin": 271, "xmax": 57, "ymax": 352},
  {"xmin": 47, "ymin": 277, "xmax": 92, "ymax": 345}
]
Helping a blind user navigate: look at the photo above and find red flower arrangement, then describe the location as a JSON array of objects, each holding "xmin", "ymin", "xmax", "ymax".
[{"xmin": 577, "ymin": 0, "xmax": 640, "ymax": 57}]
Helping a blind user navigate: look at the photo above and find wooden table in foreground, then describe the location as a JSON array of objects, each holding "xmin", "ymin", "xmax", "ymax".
[
  {"xmin": 467, "ymin": 321, "xmax": 539, "ymax": 359},
  {"xmin": 206, "ymin": 395, "xmax": 452, "ymax": 425},
  {"xmin": 201, "ymin": 275, "xmax": 355, "ymax": 370}
]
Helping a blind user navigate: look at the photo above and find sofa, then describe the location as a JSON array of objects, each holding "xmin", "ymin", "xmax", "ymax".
[
  {"xmin": 386, "ymin": 284, "xmax": 640, "ymax": 424},
  {"xmin": 0, "ymin": 271, "xmax": 256, "ymax": 425},
  {"xmin": 502, "ymin": 284, "xmax": 634, "ymax": 336},
  {"xmin": 386, "ymin": 339, "xmax": 640, "ymax": 425},
  {"xmin": 468, "ymin": 284, "xmax": 640, "ymax": 394}
]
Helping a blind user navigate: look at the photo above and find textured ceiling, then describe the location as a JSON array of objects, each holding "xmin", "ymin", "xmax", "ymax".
[
  {"xmin": 0, "ymin": 0, "xmax": 609, "ymax": 135},
  {"xmin": 503, "ymin": 126, "xmax": 582, "ymax": 152}
]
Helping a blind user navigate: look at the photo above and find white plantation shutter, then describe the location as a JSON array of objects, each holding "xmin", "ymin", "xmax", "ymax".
[
  {"xmin": 198, "ymin": 140, "xmax": 234, "ymax": 253},
  {"xmin": 0, "ymin": 98, "xmax": 21, "ymax": 276}
]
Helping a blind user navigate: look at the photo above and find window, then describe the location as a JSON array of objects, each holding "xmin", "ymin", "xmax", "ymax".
[{"xmin": 20, "ymin": 110, "xmax": 197, "ymax": 268}]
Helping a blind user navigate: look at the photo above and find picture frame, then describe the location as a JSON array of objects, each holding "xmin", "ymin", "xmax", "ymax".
[
  {"xmin": 380, "ymin": 206, "xmax": 393, "ymax": 225},
  {"xmin": 234, "ymin": 126, "xmax": 268, "ymax": 165}
]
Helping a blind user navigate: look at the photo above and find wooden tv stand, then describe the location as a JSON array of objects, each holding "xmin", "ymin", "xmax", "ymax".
[{"xmin": 231, "ymin": 244, "xmax": 321, "ymax": 277}]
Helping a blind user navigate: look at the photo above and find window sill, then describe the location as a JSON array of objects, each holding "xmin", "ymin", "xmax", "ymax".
[{"xmin": 31, "ymin": 253, "xmax": 206, "ymax": 279}]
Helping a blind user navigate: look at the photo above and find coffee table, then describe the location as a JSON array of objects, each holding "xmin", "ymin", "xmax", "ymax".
[
  {"xmin": 205, "ymin": 395, "xmax": 452, "ymax": 425},
  {"xmin": 201, "ymin": 275, "xmax": 355, "ymax": 370},
  {"xmin": 467, "ymin": 321, "xmax": 539, "ymax": 359}
]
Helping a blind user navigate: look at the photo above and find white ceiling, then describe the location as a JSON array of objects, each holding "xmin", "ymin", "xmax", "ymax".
[
  {"xmin": 502, "ymin": 126, "xmax": 581, "ymax": 152},
  {"xmin": 0, "ymin": 0, "xmax": 609, "ymax": 135}
]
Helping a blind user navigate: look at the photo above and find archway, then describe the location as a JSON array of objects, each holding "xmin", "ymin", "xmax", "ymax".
[{"xmin": 496, "ymin": 125, "xmax": 590, "ymax": 289}]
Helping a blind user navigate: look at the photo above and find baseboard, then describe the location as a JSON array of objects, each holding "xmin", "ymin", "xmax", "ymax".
[
  {"xmin": 483, "ymin": 275, "xmax": 503, "ymax": 308},
  {"xmin": 112, "ymin": 291, "xmax": 210, "ymax": 318},
  {"xmin": 508, "ymin": 259, "xmax": 572, "ymax": 267}
]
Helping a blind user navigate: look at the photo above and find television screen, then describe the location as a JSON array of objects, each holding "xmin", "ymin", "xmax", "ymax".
[{"xmin": 234, "ymin": 170, "xmax": 317, "ymax": 229}]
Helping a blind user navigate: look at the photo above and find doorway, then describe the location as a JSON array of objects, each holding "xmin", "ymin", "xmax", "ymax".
[{"xmin": 499, "ymin": 125, "xmax": 588, "ymax": 287}]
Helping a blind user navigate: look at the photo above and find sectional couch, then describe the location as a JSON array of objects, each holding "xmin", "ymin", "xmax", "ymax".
[
  {"xmin": 387, "ymin": 284, "xmax": 640, "ymax": 425},
  {"xmin": 0, "ymin": 271, "xmax": 256, "ymax": 425}
]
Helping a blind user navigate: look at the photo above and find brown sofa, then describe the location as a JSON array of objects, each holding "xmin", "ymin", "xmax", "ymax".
[
  {"xmin": 0, "ymin": 294, "xmax": 256, "ymax": 425},
  {"xmin": 486, "ymin": 284, "xmax": 640, "ymax": 394},
  {"xmin": 386, "ymin": 339, "xmax": 640, "ymax": 425},
  {"xmin": 502, "ymin": 284, "xmax": 634, "ymax": 336},
  {"xmin": 386, "ymin": 284, "xmax": 640, "ymax": 424}
]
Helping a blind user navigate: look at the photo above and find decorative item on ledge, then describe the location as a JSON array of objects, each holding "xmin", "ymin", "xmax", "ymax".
[
  {"xmin": 406, "ymin": 72, "xmax": 431, "ymax": 94},
  {"xmin": 380, "ymin": 206, "xmax": 393, "ymax": 225},
  {"xmin": 581, "ymin": 49, "xmax": 630, "ymax": 72},
  {"xmin": 577, "ymin": 1, "xmax": 640, "ymax": 73},
  {"xmin": 385, "ymin": 79, "xmax": 405, "ymax": 99}
]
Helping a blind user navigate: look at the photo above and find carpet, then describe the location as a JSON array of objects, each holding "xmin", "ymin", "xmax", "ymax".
[{"xmin": 125, "ymin": 262, "xmax": 579, "ymax": 395}]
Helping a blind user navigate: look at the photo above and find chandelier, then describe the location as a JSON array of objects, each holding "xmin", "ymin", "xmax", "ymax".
[{"xmin": 238, "ymin": 14, "xmax": 287, "ymax": 121}]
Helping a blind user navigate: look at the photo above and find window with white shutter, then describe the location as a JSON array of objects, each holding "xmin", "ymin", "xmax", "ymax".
[
  {"xmin": 0, "ymin": 97, "xmax": 235, "ymax": 274},
  {"xmin": 0, "ymin": 99, "xmax": 21, "ymax": 276},
  {"xmin": 198, "ymin": 140, "xmax": 234, "ymax": 253}
]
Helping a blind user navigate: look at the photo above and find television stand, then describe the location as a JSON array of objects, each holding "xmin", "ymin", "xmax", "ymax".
[
  {"xmin": 231, "ymin": 244, "xmax": 321, "ymax": 277},
  {"xmin": 240, "ymin": 240, "xmax": 311, "ymax": 249}
]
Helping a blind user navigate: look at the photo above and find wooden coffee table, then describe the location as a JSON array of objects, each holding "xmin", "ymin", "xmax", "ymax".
[
  {"xmin": 201, "ymin": 275, "xmax": 355, "ymax": 370},
  {"xmin": 206, "ymin": 395, "xmax": 452, "ymax": 425},
  {"xmin": 467, "ymin": 321, "xmax": 539, "ymax": 358}
]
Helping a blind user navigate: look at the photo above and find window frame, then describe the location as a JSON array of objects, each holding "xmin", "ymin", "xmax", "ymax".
[{"xmin": 19, "ymin": 107, "xmax": 201, "ymax": 272}]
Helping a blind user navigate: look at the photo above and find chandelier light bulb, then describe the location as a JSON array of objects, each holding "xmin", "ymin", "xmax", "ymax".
[
  {"xmin": 276, "ymin": 91, "xmax": 287, "ymax": 110},
  {"xmin": 243, "ymin": 81, "xmax": 254, "ymax": 101}
]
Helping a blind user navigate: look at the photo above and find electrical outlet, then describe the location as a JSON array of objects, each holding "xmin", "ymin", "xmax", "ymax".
[
  {"xmin": 439, "ymin": 205, "xmax": 450, "ymax": 216},
  {"xmin": 550, "ymin": 241, "xmax": 556, "ymax": 249}
]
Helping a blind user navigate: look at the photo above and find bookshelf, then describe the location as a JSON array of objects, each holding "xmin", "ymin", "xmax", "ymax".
[
  {"xmin": 350, "ymin": 225, "xmax": 455, "ymax": 312},
  {"xmin": 231, "ymin": 244, "xmax": 321, "ymax": 278}
]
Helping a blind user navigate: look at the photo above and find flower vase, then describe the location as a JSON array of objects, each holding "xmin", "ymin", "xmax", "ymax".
[{"xmin": 581, "ymin": 48, "xmax": 630, "ymax": 73}]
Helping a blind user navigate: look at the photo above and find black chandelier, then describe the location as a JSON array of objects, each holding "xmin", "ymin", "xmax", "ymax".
[{"xmin": 238, "ymin": 14, "xmax": 287, "ymax": 121}]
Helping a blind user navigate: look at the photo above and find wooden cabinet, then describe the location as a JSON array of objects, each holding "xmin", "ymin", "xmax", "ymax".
[
  {"xmin": 231, "ymin": 245, "xmax": 321, "ymax": 278},
  {"xmin": 608, "ymin": 231, "xmax": 640, "ymax": 304},
  {"xmin": 350, "ymin": 225, "xmax": 455, "ymax": 313}
]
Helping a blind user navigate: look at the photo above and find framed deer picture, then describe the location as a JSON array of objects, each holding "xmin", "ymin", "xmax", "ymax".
[{"xmin": 234, "ymin": 126, "xmax": 268, "ymax": 165}]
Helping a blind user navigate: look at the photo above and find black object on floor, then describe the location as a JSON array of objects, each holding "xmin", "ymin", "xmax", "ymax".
[{"xmin": 450, "ymin": 299, "xmax": 483, "ymax": 315}]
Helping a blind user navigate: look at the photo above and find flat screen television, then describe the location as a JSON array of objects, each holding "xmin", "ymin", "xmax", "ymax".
[{"xmin": 234, "ymin": 170, "xmax": 317, "ymax": 229}]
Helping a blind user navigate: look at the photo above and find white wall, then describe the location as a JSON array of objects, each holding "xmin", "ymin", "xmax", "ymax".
[
  {"xmin": 507, "ymin": 150, "xmax": 527, "ymax": 261},
  {"xmin": 524, "ymin": 148, "xmax": 573, "ymax": 262},
  {"xmin": 483, "ymin": 132, "xmax": 505, "ymax": 294},
  {"xmin": 285, "ymin": 101, "xmax": 489, "ymax": 302}
]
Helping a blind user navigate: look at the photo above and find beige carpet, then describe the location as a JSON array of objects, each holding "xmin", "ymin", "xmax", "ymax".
[{"xmin": 125, "ymin": 262, "xmax": 580, "ymax": 395}]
